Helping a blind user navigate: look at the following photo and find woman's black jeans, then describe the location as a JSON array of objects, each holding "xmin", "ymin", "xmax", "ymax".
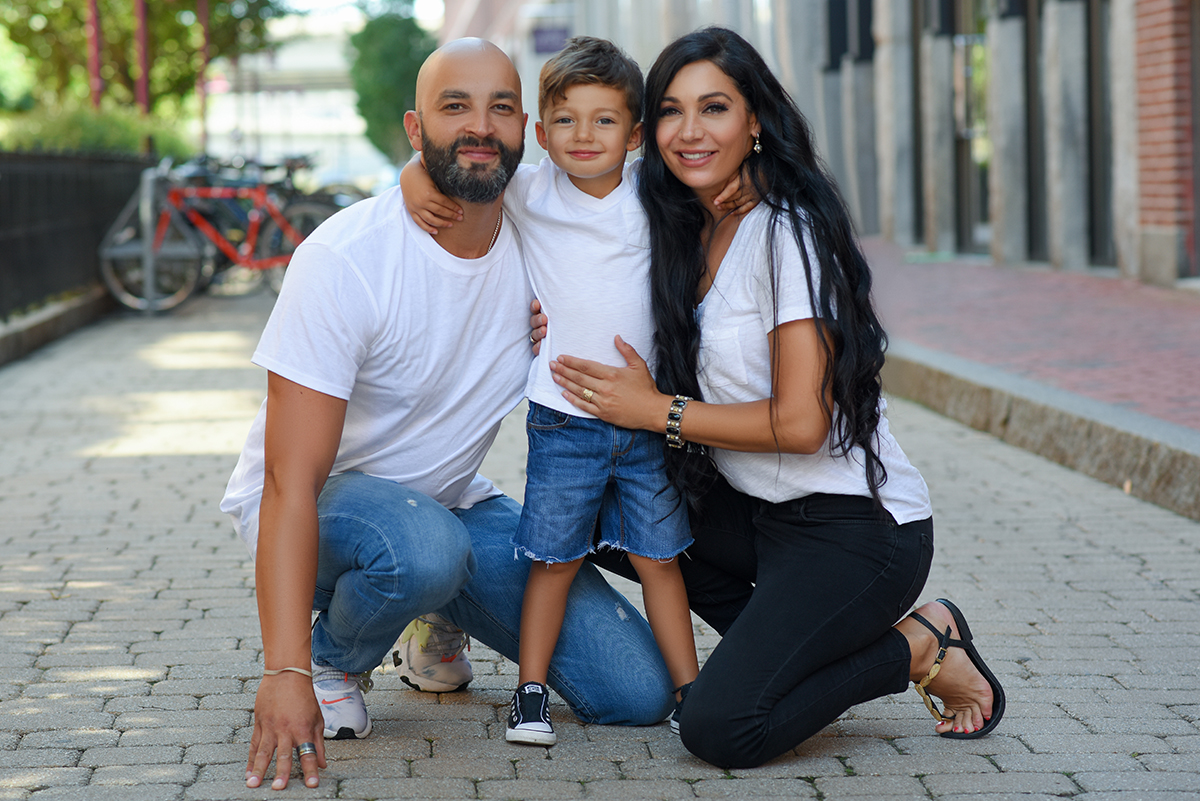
[{"xmin": 591, "ymin": 477, "xmax": 934, "ymax": 768}]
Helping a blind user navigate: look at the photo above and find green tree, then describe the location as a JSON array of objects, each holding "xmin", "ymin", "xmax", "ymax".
[
  {"xmin": 349, "ymin": 2, "xmax": 435, "ymax": 164},
  {"xmin": 1, "ymin": 0, "xmax": 292, "ymax": 114}
]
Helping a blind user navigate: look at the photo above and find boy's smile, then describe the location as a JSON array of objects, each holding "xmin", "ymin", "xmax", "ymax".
[{"xmin": 535, "ymin": 83, "xmax": 643, "ymax": 199}]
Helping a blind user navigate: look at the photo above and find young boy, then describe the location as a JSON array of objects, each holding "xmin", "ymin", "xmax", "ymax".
[{"xmin": 403, "ymin": 37, "xmax": 699, "ymax": 746}]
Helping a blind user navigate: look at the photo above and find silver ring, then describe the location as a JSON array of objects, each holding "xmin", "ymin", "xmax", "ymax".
[
  {"xmin": 296, "ymin": 742, "xmax": 317, "ymax": 758},
  {"xmin": 581, "ymin": 388, "xmax": 594, "ymax": 403}
]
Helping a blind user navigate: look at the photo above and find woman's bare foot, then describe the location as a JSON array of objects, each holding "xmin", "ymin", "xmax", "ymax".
[{"xmin": 895, "ymin": 601, "xmax": 994, "ymax": 735}]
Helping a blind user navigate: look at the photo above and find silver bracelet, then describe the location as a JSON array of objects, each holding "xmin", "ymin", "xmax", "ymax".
[{"xmin": 666, "ymin": 395, "xmax": 692, "ymax": 449}]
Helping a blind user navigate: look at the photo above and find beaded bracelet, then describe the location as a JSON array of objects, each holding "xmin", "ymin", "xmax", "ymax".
[
  {"xmin": 263, "ymin": 666, "xmax": 313, "ymax": 678},
  {"xmin": 666, "ymin": 395, "xmax": 692, "ymax": 449}
]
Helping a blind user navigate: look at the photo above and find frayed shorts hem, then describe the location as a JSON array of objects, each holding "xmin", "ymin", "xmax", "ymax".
[{"xmin": 512, "ymin": 537, "xmax": 693, "ymax": 565}]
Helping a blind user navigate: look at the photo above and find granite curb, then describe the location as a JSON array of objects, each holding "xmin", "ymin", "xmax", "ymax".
[
  {"xmin": 883, "ymin": 338, "xmax": 1200, "ymax": 522},
  {"xmin": 0, "ymin": 285, "xmax": 115, "ymax": 370}
]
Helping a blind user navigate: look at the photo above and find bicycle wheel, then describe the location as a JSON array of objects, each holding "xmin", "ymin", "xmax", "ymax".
[
  {"xmin": 257, "ymin": 201, "xmax": 338, "ymax": 294},
  {"xmin": 99, "ymin": 197, "xmax": 204, "ymax": 311}
]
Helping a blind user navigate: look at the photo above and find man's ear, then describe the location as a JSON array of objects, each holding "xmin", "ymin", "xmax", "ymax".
[{"xmin": 403, "ymin": 110, "xmax": 422, "ymax": 151}]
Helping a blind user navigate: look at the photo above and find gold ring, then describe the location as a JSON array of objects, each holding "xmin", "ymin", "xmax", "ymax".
[
  {"xmin": 296, "ymin": 742, "xmax": 317, "ymax": 758},
  {"xmin": 529, "ymin": 332, "xmax": 537, "ymax": 344},
  {"xmin": 581, "ymin": 388, "xmax": 594, "ymax": 403}
]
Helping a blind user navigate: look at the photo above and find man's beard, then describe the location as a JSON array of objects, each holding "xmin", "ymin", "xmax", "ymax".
[{"xmin": 420, "ymin": 125, "xmax": 523, "ymax": 204}]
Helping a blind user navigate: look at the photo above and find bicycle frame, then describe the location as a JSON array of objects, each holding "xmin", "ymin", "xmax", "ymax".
[{"xmin": 154, "ymin": 185, "xmax": 302, "ymax": 270}]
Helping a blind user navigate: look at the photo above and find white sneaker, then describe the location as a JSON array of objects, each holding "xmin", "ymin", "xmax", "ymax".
[
  {"xmin": 311, "ymin": 660, "xmax": 374, "ymax": 740},
  {"xmin": 387, "ymin": 613, "xmax": 473, "ymax": 693}
]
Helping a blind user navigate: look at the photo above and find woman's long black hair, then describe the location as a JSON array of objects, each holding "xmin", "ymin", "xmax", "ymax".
[{"xmin": 639, "ymin": 26, "xmax": 889, "ymax": 511}]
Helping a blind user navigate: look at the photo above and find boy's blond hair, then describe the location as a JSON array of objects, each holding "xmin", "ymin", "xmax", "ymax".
[{"xmin": 538, "ymin": 36, "xmax": 643, "ymax": 124}]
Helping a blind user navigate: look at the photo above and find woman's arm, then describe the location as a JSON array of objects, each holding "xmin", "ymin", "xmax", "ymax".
[
  {"xmin": 550, "ymin": 318, "xmax": 832, "ymax": 455},
  {"xmin": 245, "ymin": 372, "xmax": 347, "ymax": 790}
]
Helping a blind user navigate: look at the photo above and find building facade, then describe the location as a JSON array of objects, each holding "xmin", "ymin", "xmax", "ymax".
[{"xmin": 445, "ymin": 0, "xmax": 1197, "ymax": 285}]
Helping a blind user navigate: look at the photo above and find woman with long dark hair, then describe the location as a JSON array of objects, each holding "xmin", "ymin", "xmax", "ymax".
[{"xmin": 550, "ymin": 27, "xmax": 1005, "ymax": 768}]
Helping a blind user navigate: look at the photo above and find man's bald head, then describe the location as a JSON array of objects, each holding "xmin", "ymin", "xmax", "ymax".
[
  {"xmin": 414, "ymin": 38, "xmax": 522, "ymax": 114},
  {"xmin": 403, "ymin": 38, "xmax": 526, "ymax": 206}
]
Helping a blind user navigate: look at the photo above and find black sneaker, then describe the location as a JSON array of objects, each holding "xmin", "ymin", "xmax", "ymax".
[
  {"xmin": 505, "ymin": 681, "xmax": 556, "ymax": 745},
  {"xmin": 670, "ymin": 682, "xmax": 692, "ymax": 735}
]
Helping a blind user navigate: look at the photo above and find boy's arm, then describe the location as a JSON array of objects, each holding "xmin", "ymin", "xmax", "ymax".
[{"xmin": 399, "ymin": 154, "xmax": 463, "ymax": 234}]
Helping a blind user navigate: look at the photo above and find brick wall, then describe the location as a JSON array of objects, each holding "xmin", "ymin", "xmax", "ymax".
[{"xmin": 1136, "ymin": 0, "xmax": 1195, "ymax": 263}]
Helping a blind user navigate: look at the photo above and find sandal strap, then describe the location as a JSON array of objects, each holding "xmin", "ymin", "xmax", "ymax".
[
  {"xmin": 909, "ymin": 613, "xmax": 953, "ymax": 723},
  {"xmin": 910, "ymin": 612, "xmax": 967, "ymax": 650}
]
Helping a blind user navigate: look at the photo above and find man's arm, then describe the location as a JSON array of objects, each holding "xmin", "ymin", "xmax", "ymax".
[{"xmin": 246, "ymin": 372, "xmax": 347, "ymax": 791}]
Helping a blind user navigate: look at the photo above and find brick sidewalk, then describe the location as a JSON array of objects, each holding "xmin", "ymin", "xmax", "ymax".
[
  {"xmin": 866, "ymin": 239, "xmax": 1200, "ymax": 432},
  {"xmin": 2, "ymin": 291, "xmax": 1199, "ymax": 799}
]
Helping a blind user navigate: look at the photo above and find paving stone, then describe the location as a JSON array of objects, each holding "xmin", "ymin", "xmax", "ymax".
[
  {"xmin": 335, "ymin": 777, "xmax": 474, "ymax": 798},
  {"xmin": 477, "ymin": 778, "xmax": 584, "ymax": 798},
  {"xmin": 90, "ymin": 763, "xmax": 198, "ymax": 784},
  {"xmin": 185, "ymin": 780, "xmax": 339, "ymax": 799},
  {"xmin": 843, "ymin": 754, "xmax": 997, "ymax": 775},
  {"xmin": 118, "ymin": 727, "xmax": 231, "ymax": 746},
  {"xmin": 580, "ymin": 779, "xmax": 698, "ymax": 799},
  {"xmin": 921, "ymin": 772, "xmax": 1079, "ymax": 795},
  {"xmin": 26, "ymin": 787, "xmax": 184, "ymax": 801},
  {"xmin": 409, "ymin": 757, "xmax": 515, "ymax": 780},
  {"xmin": 0, "ymin": 768, "xmax": 90, "ymax": 789},
  {"xmin": 1020, "ymin": 734, "xmax": 1176, "ymax": 754},
  {"xmin": 814, "ymin": 775, "xmax": 926, "ymax": 796},
  {"xmin": 990, "ymin": 753, "xmax": 1143, "ymax": 772},
  {"xmin": 1074, "ymin": 771, "xmax": 1200, "ymax": 792},
  {"xmin": 692, "ymin": 777, "xmax": 819, "ymax": 797},
  {"xmin": 0, "ymin": 752, "xmax": 78, "ymax": 769}
]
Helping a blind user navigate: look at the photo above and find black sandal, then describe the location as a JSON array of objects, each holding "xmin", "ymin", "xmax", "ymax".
[{"xmin": 909, "ymin": 598, "xmax": 1006, "ymax": 739}]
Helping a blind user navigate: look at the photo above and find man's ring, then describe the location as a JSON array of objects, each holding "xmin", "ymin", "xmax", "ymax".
[
  {"xmin": 581, "ymin": 388, "xmax": 594, "ymax": 403},
  {"xmin": 297, "ymin": 742, "xmax": 317, "ymax": 758}
]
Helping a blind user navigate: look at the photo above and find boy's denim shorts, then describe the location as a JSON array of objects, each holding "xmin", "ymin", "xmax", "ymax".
[{"xmin": 513, "ymin": 401, "xmax": 692, "ymax": 563}]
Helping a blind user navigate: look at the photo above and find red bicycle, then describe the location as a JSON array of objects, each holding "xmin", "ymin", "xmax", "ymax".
[{"xmin": 100, "ymin": 157, "xmax": 341, "ymax": 311}]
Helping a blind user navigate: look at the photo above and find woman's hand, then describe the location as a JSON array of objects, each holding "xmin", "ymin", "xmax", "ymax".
[
  {"xmin": 529, "ymin": 298, "xmax": 547, "ymax": 356},
  {"xmin": 550, "ymin": 336, "xmax": 668, "ymax": 431},
  {"xmin": 246, "ymin": 673, "xmax": 326, "ymax": 790},
  {"xmin": 399, "ymin": 154, "xmax": 463, "ymax": 234}
]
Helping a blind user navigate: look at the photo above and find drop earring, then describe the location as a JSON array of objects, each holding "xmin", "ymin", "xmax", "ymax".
[{"xmin": 753, "ymin": 134, "xmax": 762, "ymax": 154}]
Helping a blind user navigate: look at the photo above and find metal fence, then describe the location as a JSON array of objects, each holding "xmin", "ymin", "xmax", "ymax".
[{"xmin": 0, "ymin": 151, "xmax": 153, "ymax": 322}]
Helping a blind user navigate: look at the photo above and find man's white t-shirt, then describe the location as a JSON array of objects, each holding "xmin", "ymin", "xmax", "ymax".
[
  {"xmin": 696, "ymin": 204, "xmax": 933, "ymax": 524},
  {"xmin": 220, "ymin": 186, "xmax": 534, "ymax": 555},
  {"xmin": 503, "ymin": 159, "xmax": 654, "ymax": 418}
]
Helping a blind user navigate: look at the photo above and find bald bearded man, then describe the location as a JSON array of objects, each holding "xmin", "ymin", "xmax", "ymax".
[{"xmin": 221, "ymin": 40, "xmax": 673, "ymax": 791}]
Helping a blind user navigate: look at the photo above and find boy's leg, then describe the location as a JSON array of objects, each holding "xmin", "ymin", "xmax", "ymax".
[
  {"xmin": 626, "ymin": 554, "xmax": 699, "ymax": 694},
  {"xmin": 311, "ymin": 472, "xmax": 475, "ymax": 674},
  {"xmin": 440, "ymin": 494, "xmax": 674, "ymax": 726},
  {"xmin": 517, "ymin": 558, "xmax": 585, "ymax": 685}
]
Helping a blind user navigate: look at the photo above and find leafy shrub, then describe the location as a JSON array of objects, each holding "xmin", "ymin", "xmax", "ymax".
[{"xmin": 0, "ymin": 103, "xmax": 194, "ymax": 158}]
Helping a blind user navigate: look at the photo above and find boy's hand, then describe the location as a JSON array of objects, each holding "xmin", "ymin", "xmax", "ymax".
[
  {"xmin": 529, "ymin": 299, "xmax": 547, "ymax": 357},
  {"xmin": 399, "ymin": 154, "xmax": 463, "ymax": 234},
  {"xmin": 713, "ymin": 163, "xmax": 759, "ymax": 217}
]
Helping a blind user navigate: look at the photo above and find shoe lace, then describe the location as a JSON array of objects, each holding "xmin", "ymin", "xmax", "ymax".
[{"xmin": 312, "ymin": 663, "xmax": 375, "ymax": 694}]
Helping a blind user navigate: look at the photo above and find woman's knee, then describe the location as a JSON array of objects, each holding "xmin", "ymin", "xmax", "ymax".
[{"xmin": 678, "ymin": 687, "xmax": 770, "ymax": 769}]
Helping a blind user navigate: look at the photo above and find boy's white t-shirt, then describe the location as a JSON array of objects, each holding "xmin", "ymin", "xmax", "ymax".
[
  {"xmin": 220, "ymin": 186, "xmax": 534, "ymax": 556},
  {"xmin": 696, "ymin": 204, "xmax": 933, "ymax": 524},
  {"xmin": 503, "ymin": 158, "xmax": 654, "ymax": 418}
]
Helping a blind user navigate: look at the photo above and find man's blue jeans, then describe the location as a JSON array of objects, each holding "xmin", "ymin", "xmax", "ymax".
[{"xmin": 310, "ymin": 471, "xmax": 673, "ymax": 726}]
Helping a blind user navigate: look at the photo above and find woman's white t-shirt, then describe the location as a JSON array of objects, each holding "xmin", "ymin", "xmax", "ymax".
[{"xmin": 695, "ymin": 204, "xmax": 932, "ymax": 524}]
